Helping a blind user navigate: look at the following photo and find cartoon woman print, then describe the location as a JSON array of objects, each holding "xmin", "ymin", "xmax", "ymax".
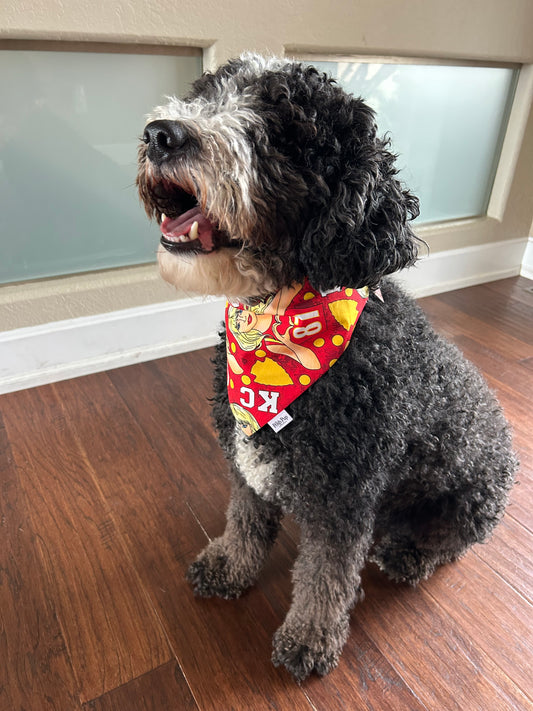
[
  {"xmin": 227, "ymin": 283, "xmax": 321, "ymax": 371},
  {"xmin": 230, "ymin": 403, "xmax": 260, "ymax": 436}
]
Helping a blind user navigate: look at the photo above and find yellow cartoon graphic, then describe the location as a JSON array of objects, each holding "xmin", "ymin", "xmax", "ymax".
[
  {"xmin": 251, "ymin": 357, "xmax": 294, "ymax": 386},
  {"xmin": 328, "ymin": 300, "xmax": 360, "ymax": 331}
]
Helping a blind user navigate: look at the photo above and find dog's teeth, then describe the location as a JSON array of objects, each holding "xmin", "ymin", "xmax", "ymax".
[
  {"xmin": 189, "ymin": 221, "xmax": 199, "ymax": 240},
  {"xmin": 161, "ymin": 213, "xmax": 166, "ymax": 221}
]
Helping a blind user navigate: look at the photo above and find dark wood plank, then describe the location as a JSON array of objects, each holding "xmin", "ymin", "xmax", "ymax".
[
  {"xmin": 0, "ymin": 411, "xmax": 82, "ymax": 711},
  {"xmin": 424, "ymin": 554, "xmax": 533, "ymax": 698},
  {"xmin": 356, "ymin": 563, "xmax": 532, "ymax": 710},
  {"xmin": 50, "ymin": 372, "xmax": 315, "ymax": 711},
  {"xmin": 84, "ymin": 662, "xmax": 198, "ymax": 711},
  {"xmin": 479, "ymin": 374, "xmax": 533, "ymax": 452},
  {"xmin": 108, "ymin": 356, "xmax": 229, "ymax": 540},
  {"xmin": 1, "ymin": 385, "xmax": 173, "ymax": 703},
  {"xmin": 419, "ymin": 296, "xmax": 533, "ymax": 363},
  {"xmin": 435, "ymin": 282, "xmax": 533, "ymax": 344},
  {"xmin": 522, "ymin": 354, "xmax": 533, "ymax": 368},
  {"xmin": 300, "ymin": 624, "xmax": 429, "ymax": 711},
  {"xmin": 484, "ymin": 275, "xmax": 533, "ymax": 308},
  {"xmin": 487, "ymin": 403, "xmax": 533, "ymax": 533},
  {"xmin": 474, "ymin": 515, "xmax": 533, "ymax": 604}
]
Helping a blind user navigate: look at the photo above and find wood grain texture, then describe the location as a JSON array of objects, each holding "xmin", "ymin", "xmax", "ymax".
[
  {"xmin": 57, "ymin": 372, "xmax": 314, "ymax": 711},
  {"xmin": 0, "ymin": 413, "xmax": 81, "ymax": 711},
  {"xmin": 1, "ymin": 385, "xmax": 173, "ymax": 703},
  {"xmin": 83, "ymin": 662, "xmax": 198, "ymax": 711},
  {"xmin": 0, "ymin": 276, "xmax": 531, "ymax": 710},
  {"xmin": 107, "ymin": 356, "xmax": 229, "ymax": 540},
  {"xmin": 435, "ymin": 279, "xmax": 533, "ymax": 344},
  {"xmin": 356, "ymin": 564, "xmax": 532, "ymax": 711}
]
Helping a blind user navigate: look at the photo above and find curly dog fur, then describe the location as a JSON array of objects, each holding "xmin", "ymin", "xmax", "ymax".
[{"xmin": 138, "ymin": 53, "xmax": 517, "ymax": 681}]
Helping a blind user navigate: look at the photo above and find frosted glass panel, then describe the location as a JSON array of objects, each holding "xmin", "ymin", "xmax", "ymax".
[
  {"xmin": 313, "ymin": 61, "xmax": 517, "ymax": 223},
  {"xmin": 0, "ymin": 49, "xmax": 202, "ymax": 284}
]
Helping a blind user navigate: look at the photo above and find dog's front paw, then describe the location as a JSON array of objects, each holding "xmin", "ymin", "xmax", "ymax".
[
  {"xmin": 186, "ymin": 540, "xmax": 253, "ymax": 599},
  {"xmin": 271, "ymin": 618, "xmax": 347, "ymax": 681}
]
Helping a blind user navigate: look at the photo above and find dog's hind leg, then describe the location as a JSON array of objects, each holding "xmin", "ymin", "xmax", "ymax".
[
  {"xmin": 370, "ymin": 477, "xmax": 514, "ymax": 585},
  {"xmin": 272, "ymin": 523, "xmax": 370, "ymax": 680},
  {"xmin": 369, "ymin": 492, "xmax": 462, "ymax": 585},
  {"xmin": 370, "ymin": 536, "xmax": 459, "ymax": 585},
  {"xmin": 187, "ymin": 473, "xmax": 282, "ymax": 599}
]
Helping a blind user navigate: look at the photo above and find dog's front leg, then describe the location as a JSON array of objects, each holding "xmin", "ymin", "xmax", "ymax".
[
  {"xmin": 187, "ymin": 473, "xmax": 282, "ymax": 599},
  {"xmin": 272, "ymin": 523, "xmax": 369, "ymax": 680}
]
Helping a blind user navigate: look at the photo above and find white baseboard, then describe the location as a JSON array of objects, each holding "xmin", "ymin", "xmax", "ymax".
[
  {"xmin": 520, "ymin": 237, "xmax": 533, "ymax": 280},
  {"xmin": 0, "ymin": 237, "xmax": 529, "ymax": 395},
  {"xmin": 395, "ymin": 236, "xmax": 529, "ymax": 297},
  {"xmin": 0, "ymin": 296, "xmax": 225, "ymax": 395}
]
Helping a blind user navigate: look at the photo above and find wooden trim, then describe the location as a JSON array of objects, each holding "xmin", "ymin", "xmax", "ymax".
[
  {"xmin": 291, "ymin": 50, "xmax": 521, "ymax": 70},
  {"xmin": 488, "ymin": 64, "xmax": 533, "ymax": 221},
  {"xmin": 0, "ymin": 38, "xmax": 203, "ymax": 56}
]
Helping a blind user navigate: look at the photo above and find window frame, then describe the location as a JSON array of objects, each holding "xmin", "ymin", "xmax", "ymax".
[
  {"xmin": 297, "ymin": 52, "xmax": 525, "ymax": 229},
  {"xmin": 0, "ymin": 39, "xmax": 203, "ymax": 284}
]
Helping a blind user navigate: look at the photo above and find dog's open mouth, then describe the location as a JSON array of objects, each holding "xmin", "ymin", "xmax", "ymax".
[
  {"xmin": 153, "ymin": 183, "xmax": 230, "ymax": 255},
  {"xmin": 160, "ymin": 206, "xmax": 220, "ymax": 254}
]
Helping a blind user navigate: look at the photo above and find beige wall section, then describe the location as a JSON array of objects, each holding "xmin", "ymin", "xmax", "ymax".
[
  {"xmin": 1, "ymin": 0, "xmax": 533, "ymax": 330},
  {"xmin": 2, "ymin": 0, "xmax": 532, "ymax": 63},
  {"xmin": 0, "ymin": 265, "xmax": 178, "ymax": 332}
]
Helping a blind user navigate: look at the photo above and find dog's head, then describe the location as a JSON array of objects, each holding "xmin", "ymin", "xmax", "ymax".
[{"xmin": 138, "ymin": 53, "xmax": 420, "ymax": 299}]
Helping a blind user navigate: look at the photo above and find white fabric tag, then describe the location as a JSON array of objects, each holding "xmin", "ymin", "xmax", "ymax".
[{"xmin": 268, "ymin": 410, "xmax": 293, "ymax": 433}]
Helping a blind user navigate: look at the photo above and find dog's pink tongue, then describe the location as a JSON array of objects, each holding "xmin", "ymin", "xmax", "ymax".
[{"xmin": 161, "ymin": 207, "xmax": 215, "ymax": 250}]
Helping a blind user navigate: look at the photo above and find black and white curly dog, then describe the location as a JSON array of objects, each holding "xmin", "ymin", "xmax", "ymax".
[{"xmin": 138, "ymin": 53, "xmax": 517, "ymax": 680}]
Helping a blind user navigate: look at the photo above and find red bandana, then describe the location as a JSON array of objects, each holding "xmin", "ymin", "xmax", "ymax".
[{"xmin": 226, "ymin": 279, "xmax": 368, "ymax": 436}]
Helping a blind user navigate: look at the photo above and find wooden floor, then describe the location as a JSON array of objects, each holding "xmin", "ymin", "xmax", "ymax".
[{"xmin": 0, "ymin": 276, "xmax": 532, "ymax": 711}]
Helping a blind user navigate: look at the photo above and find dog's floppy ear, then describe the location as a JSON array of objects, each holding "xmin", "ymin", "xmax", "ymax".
[{"xmin": 300, "ymin": 99, "xmax": 420, "ymax": 292}]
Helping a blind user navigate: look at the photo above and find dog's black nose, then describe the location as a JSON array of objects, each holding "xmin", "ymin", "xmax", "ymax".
[{"xmin": 143, "ymin": 119, "xmax": 189, "ymax": 163}]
